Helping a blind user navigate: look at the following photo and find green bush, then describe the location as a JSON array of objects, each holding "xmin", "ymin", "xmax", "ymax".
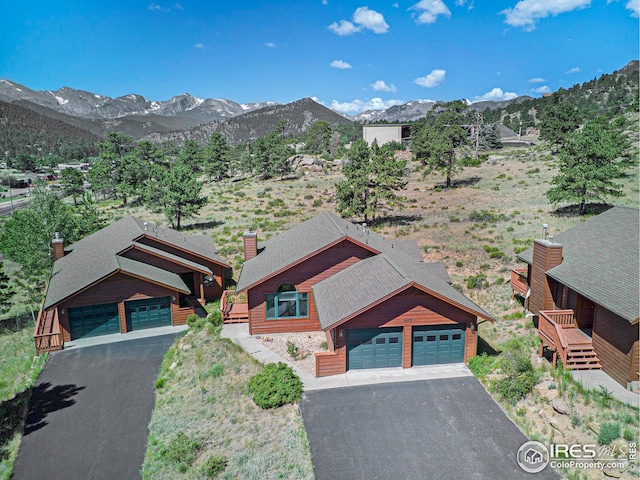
[
  {"xmin": 163, "ymin": 431, "xmax": 200, "ymax": 465},
  {"xmin": 208, "ymin": 309, "xmax": 223, "ymax": 327},
  {"xmin": 200, "ymin": 364, "xmax": 224, "ymax": 379},
  {"xmin": 187, "ymin": 313, "xmax": 204, "ymax": 329},
  {"xmin": 465, "ymin": 273, "xmax": 487, "ymax": 289},
  {"xmin": 467, "ymin": 353, "xmax": 496, "ymax": 378},
  {"xmin": 247, "ymin": 362, "xmax": 303, "ymax": 409},
  {"xmin": 495, "ymin": 352, "xmax": 538, "ymax": 404},
  {"xmin": 598, "ymin": 422, "xmax": 620, "ymax": 445},
  {"xmin": 200, "ymin": 454, "xmax": 227, "ymax": 478}
]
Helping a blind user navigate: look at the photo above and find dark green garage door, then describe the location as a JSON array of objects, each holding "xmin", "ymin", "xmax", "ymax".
[
  {"xmin": 69, "ymin": 303, "xmax": 120, "ymax": 340},
  {"xmin": 412, "ymin": 324, "xmax": 465, "ymax": 366},
  {"xmin": 125, "ymin": 297, "xmax": 172, "ymax": 332},
  {"xmin": 347, "ymin": 328, "xmax": 403, "ymax": 370}
]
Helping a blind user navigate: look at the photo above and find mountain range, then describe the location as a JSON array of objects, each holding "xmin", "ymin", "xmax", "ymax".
[{"xmin": 0, "ymin": 78, "xmax": 531, "ymax": 143}]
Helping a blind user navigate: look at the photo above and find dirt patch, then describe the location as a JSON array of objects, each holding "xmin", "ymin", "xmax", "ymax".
[{"xmin": 256, "ymin": 331, "xmax": 328, "ymax": 376}]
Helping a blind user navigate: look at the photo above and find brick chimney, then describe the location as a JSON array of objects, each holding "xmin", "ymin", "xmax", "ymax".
[
  {"xmin": 52, "ymin": 232, "xmax": 65, "ymax": 262},
  {"xmin": 528, "ymin": 237, "xmax": 563, "ymax": 316},
  {"xmin": 243, "ymin": 229, "xmax": 258, "ymax": 261}
]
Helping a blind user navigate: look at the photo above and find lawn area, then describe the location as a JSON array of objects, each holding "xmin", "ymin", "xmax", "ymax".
[
  {"xmin": 0, "ymin": 320, "xmax": 47, "ymax": 480},
  {"xmin": 141, "ymin": 321, "xmax": 313, "ymax": 480}
]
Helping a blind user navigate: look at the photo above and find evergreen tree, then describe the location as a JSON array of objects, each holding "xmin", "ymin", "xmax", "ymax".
[
  {"xmin": 547, "ymin": 116, "xmax": 630, "ymax": 215},
  {"xmin": 411, "ymin": 100, "xmax": 469, "ymax": 188},
  {"xmin": 304, "ymin": 121, "xmax": 331, "ymax": 155},
  {"xmin": 60, "ymin": 167, "xmax": 85, "ymax": 206},
  {"xmin": 145, "ymin": 159, "xmax": 207, "ymax": 230},
  {"xmin": 335, "ymin": 140, "xmax": 407, "ymax": 223},
  {"xmin": 539, "ymin": 100, "xmax": 580, "ymax": 148},
  {"xmin": 0, "ymin": 264, "xmax": 16, "ymax": 317},
  {"xmin": 203, "ymin": 133, "xmax": 230, "ymax": 181}
]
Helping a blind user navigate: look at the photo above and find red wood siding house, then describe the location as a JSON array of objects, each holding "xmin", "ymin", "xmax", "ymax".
[
  {"xmin": 236, "ymin": 212, "xmax": 492, "ymax": 377},
  {"xmin": 35, "ymin": 216, "xmax": 230, "ymax": 353},
  {"xmin": 513, "ymin": 207, "xmax": 639, "ymax": 388}
]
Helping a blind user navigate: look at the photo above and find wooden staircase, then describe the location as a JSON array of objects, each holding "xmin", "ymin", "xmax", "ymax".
[
  {"xmin": 538, "ymin": 310, "xmax": 601, "ymax": 370},
  {"xmin": 221, "ymin": 290, "xmax": 249, "ymax": 324}
]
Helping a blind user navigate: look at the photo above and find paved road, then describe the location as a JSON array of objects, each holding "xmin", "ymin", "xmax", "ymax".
[
  {"xmin": 12, "ymin": 334, "xmax": 179, "ymax": 480},
  {"xmin": 300, "ymin": 377, "xmax": 561, "ymax": 480}
]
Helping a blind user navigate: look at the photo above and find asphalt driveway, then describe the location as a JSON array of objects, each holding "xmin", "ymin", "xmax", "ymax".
[
  {"xmin": 300, "ymin": 377, "xmax": 561, "ymax": 480},
  {"xmin": 12, "ymin": 333, "xmax": 179, "ymax": 480}
]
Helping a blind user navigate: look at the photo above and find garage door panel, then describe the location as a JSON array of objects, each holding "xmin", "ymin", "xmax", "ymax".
[
  {"xmin": 125, "ymin": 297, "xmax": 172, "ymax": 331},
  {"xmin": 412, "ymin": 325, "xmax": 465, "ymax": 366},
  {"xmin": 69, "ymin": 303, "xmax": 120, "ymax": 340},
  {"xmin": 347, "ymin": 328, "xmax": 402, "ymax": 370}
]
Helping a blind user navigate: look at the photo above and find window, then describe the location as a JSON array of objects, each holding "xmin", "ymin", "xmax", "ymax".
[{"xmin": 266, "ymin": 283, "xmax": 309, "ymax": 319}]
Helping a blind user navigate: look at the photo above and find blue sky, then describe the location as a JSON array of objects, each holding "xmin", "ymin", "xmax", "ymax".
[{"xmin": 1, "ymin": 0, "xmax": 638, "ymax": 114}]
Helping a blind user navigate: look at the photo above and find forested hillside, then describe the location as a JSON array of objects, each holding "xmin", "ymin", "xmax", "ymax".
[
  {"xmin": 0, "ymin": 100, "xmax": 100, "ymax": 169},
  {"xmin": 481, "ymin": 60, "xmax": 639, "ymax": 133}
]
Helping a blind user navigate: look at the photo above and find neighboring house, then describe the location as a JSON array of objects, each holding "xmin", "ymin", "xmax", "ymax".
[
  {"xmin": 511, "ymin": 207, "xmax": 639, "ymax": 388},
  {"xmin": 363, "ymin": 124, "xmax": 411, "ymax": 147},
  {"xmin": 236, "ymin": 212, "xmax": 492, "ymax": 377},
  {"xmin": 34, "ymin": 216, "xmax": 230, "ymax": 353}
]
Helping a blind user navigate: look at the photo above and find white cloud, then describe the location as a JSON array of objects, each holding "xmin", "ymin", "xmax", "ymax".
[
  {"xmin": 353, "ymin": 6, "xmax": 389, "ymax": 33},
  {"xmin": 627, "ymin": 0, "xmax": 640, "ymax": 16},
  {"xmin": 148, "ymin": 3, "xmax": 171, "ymax": 12},
  {"xmin": 528, "ymin": 77, "xmax": 545, "ymax": 83},
  {"xmin": 410, "ymin": 0, "xmax": 452, "ymax": 24},
  {"xmin": 370, "ymin": 80, "xmax": 397, "ymax": 92},
  {"xmin": 174, "ymin": 3, "xmax": 184, "ymax": 10},
  {"xmin": 414, "ymin": 69, "xmax": 446, "ymax": 88},
  {"xmin": 532, "ymin": 85, "xmax": 551, "ymax": 93},
  {"xmin": 265, "ymin": 42, "xmax": 277, "ymax": 48},
  {"xmin": 566, "ymin": 66, "xmax": 581, "ymax": 73},
  {"xmin": 328, "ymin": 19, "xmax": 360, "ymax": 35},
  {"xmin": 194, "ymin": 43, "xmax": 204, "ymax": 49},
  {"xmin": 330, "ymin": 60, "xmax": 352, "ymax": 69},
  {"xmin": 472, "ymin": 87, "xmax": 519, "ymax": 102},
  {"xmin": 328, "ymin": 7, "xmax": 389, "ymax": 35},
  {"xmin": 330, "ymin": 97, "xmax": 405, "ymax": 114},
  {"xmin": 322, "ymin": 0, "xmax": 328, "ymax": 4},
  {"xmin": 501, "ymin": 0, "xmax": 591, "ymax": 31}
]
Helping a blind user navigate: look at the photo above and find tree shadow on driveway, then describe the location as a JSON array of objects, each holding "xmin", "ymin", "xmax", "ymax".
[{"xmin": 23, "ymin": 382, "xmax": 85, "ymax": 435}]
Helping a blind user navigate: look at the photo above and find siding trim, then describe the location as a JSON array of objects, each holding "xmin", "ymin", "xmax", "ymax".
[
  {"xmin": 135, "ymin": 233, "xmax": 230, "ymax": 268},
  {"xmin": 119, "ymin": 244, "xmax": 213, "ymax": 274}
]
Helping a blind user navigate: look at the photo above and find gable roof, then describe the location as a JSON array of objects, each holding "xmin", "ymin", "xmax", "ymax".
[
  {"xmin": 517, "ymin": 207, "xmax": 639, "ymax": 323},
  {"xmin": 44, "ymin": 216, "xmax": 226, "ymax": 309},
  {"xmin": 236, "ymin": 211, "xmax": 423, "ymax": 292},
  {"xmin": 313, "ymin": 253, "xmax": 492, "ymax": 330}
]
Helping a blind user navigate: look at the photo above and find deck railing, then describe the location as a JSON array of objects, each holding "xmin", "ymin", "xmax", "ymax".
[
  {"xmin": 221, "ymin": 290, "xmax": 249, "ymax": 323},
  {"xmin": 510, "ymin": 267, "xmax": 528, "ymax": 297},
  {"xmin": 538, "ymin": 309, "xmax": 600, "ymax": 370},
  {"xmin": 34, "ymin": 298, "xmax": 63, "ymax": 354}
]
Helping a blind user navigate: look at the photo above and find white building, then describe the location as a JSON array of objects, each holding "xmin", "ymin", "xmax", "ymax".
[{"xmin": 362, "ymin": 124, "xmax": 412, "ymax": 147}]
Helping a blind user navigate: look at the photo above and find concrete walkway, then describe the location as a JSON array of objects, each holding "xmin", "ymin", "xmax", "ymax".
[
  {"xmin": 63, "ymin": 324, "xmax": 189, "ymax": 351},
  {"xmin": 570, "ymin": 369, "xmax": 639, "ymax": 407},
  {"xmin": 220, "ymin": 323, "xmax": 472, "ymax": 391}
]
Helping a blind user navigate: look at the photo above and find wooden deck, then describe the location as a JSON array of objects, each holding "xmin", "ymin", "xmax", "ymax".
[
  {"xmin": 537, "ymin": 309, "xmax": 601, "ymax": 370},
  {"xmin": 510, "ymin": 267, "xmax": 528, "ymax": 298},
  {"xmin": 221, "ymin": 290, "xmax": 249, "ymax": 323},
  {"xmin": 34, "ymin": 293, "xmax": 63, "ymax": 354}
]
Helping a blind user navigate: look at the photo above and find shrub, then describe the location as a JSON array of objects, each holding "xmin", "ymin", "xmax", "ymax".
[
  {"xmin": 200, "ymin": 364, "xmax": 224, "ymax": 379},
  {"xmin": 495, "ymin": 352, "xmax": 538, "ymax": 404},
  {"xmin": 467, "ymin": 353, "xmax": 496, "ymax": 378},
  {"xmin": 163, "ymin": 431, "xmax": 201, "ymax": 465},
  {"xmin": 187, "ymin": 313, "xmax": 205, "ymax": 329},
  {"xmin": 469, "ymin": 210, "xmax": 508, "ymax": 223},
  {"xmin": 287, "ymin": 340, "xmax": 300, "ymax": 360},
  {"xmin": 571, "ymin": 413, "xmax": 584, "ymax": 428},
  {"xmin": 455, "ymin": 261, "xmax": 464, "ymax": 268},
  {"xmin": 623, "ymin": 427, "xmax": 634, "ymax": 441},
  {"xmin": 155, "ymin": 377, "xmax": 166, "ymax": 389},
  {"xmin": 208, "ymin": 309, "xmax": 223, "ymax": 327},
  {"xmin": 312, "ymin": 199, "xmax": 323, "ymax": 207},
  {"xmin": 201, "ymin": 454, "xmax": 227, "ymax": 478},
  {"xmin": 320, "ymin": 341, "xmax": 328, "ymax": 350},
  {"xmin": 598, "ymin": 422, "xmax": 620, "ymax": 445},
  {"xmin": 247, "ymin": 362, "xmax": 303, "ymax": 409},
  {"xmin": 465, "ymin": 273, "xmax": 487, "ymax": 289}
]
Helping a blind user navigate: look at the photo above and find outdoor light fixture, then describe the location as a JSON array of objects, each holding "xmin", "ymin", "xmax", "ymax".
[
  {"xmin": 469, "ymin": 323, "xmax": 476, "ymax": 332},
  {"xmin": 171, "ymin": 295, "xmax": 176, "ymax": 302},
  {"xmin": 339, "ymin": 329, "xmax": 343, "ymax": 337}
]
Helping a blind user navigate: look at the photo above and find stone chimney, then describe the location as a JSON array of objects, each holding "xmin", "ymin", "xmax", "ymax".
[
  {"xmin": 52, "ymin": 232, "xmax": 65, "ymax": 262},
  {"xmin": 528, "ymin": 238, "xmax": 563, "ymax": 315},
  {"xmin": 243, "ymin": 228, "xmax": 258, "ymax": 261}
]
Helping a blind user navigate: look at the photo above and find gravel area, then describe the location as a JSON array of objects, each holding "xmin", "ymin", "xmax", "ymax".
[{"xmin": 256, "ymin": 331, "xmax": 328, "ymax": 376}]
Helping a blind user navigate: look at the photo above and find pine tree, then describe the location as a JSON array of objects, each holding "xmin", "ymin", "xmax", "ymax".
[{"xmin": 547, "ymin": 116, "xmax": 630, "ymax": 215}]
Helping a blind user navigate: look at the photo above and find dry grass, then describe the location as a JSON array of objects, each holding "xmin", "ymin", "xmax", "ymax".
[{"xmin": 141, "ymin": 326, "xmax": 313, "ymax": 480}]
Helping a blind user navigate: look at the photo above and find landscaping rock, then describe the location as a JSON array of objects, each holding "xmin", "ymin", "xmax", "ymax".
[
  {"xmin": 587, "ymin": 422, "xmax": 600, "ymax": 435},
  {"xmin": 552, "ymin": 398, "xmax": 570, "ymax": 415},
  {"xmin": 170, "ymin": 362, "xmax": 178, "ymax": 370},
  {"xmin": 550, "ymin": 419, "xmax": 564, "ymax": 433}
]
